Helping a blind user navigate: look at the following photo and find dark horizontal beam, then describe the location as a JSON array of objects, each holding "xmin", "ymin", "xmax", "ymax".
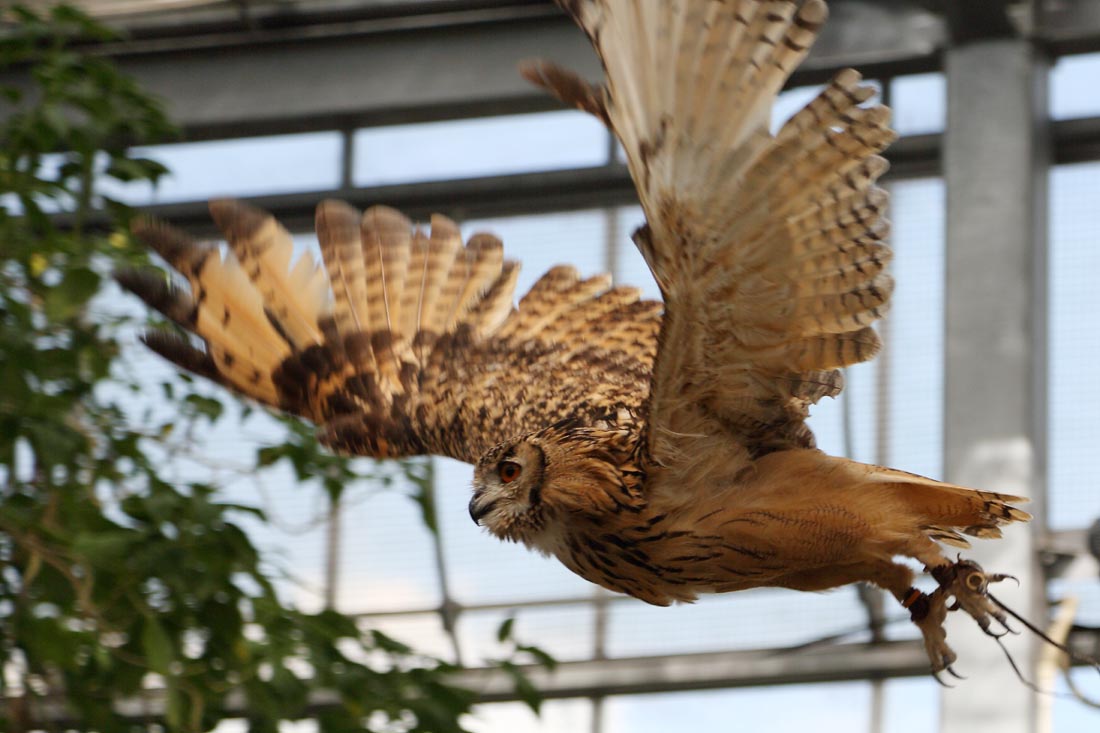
[
  {"xmin": 1, "ymin": 1, "xmax": 948, "ymax": 144},
  {"xmin": 1053, "ymin": 116, "xmax": 1100, "ymax": 165},
  {"xmin": 5, "ymin": 2, "xmax": 1100, "ymax": 146},
  {"xmin": 28, "ymin": 640, "xmax": 930, "ymax": 725},
  {"xmin": 133, "ymin": 145, "xmax": 939, "ymax": 237},
  {"xmin": 26, "ymin": 628, "xmax": 1100, "ymax": 724},
  {"xmin": 135, "ymin": 164, "xmax": 638, "ymax": 235},
  {"xmin": 49, "ymin": 114, "xmax": 1100, "ymax": 238},
  {"xmin": 461, "ymin": 640, "xmax": 932, "ymax": 701}
]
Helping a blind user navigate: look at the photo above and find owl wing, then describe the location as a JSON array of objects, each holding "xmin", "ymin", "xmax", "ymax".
[
  {"xmin": 534, "ymin": 0, "xmax": 896, "ymax": 468},
  {"xmin": 119, "ymin": 199, "xmax": 660, "ymax": 464}
]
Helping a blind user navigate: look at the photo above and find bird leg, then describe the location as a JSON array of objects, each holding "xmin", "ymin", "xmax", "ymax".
[
  {"xmin": 930, "ymin": 558, "xmax": 1017, "ymax": 638},
  {"xmin": 902, "ymin": 585, "xmax": 960, "ymax": 682},
  {"xmin": 900, "ymin": 557, "xmax": 1017, "ymax": 684}
]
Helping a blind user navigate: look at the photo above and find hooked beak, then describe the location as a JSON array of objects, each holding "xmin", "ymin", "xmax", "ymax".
[{"xmin": 468, "ymin": 493, "xmax": 496, "ymax": 525}]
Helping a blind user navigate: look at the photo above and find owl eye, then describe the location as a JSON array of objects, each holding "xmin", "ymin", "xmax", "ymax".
[{"xmin": 498, "ymin": 461, "xmax": 522, "ymax": 484}]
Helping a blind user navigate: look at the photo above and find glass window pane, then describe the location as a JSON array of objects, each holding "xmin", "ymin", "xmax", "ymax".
[
  {"xmin": 883, "ymin": 677, "xmax": 939, "ymax": 733},
  {"xmin": 1053, "ymin": 667, "xmax": 1100, "ymax": 730},
  {"xmin": 1049, "ymin": 161, "xmax": 1100, "ymax": 529},
  {"xmin": 892, "ymin": 73, "xmax": 946, "ymax": 135},
  {"xmin": 883, "ymin": 178, "xmax": 945, "ymax": 479},
  {"xmin": 337, "ymin": 485, "xmax": 442, "ymax": 613},
  {"xmin": 465, "ymin": 699, "xmax": 592, "ymax": 733},
  {"xmin": 1049, "ymin": 578, "xmax": 1100, "ymax": 632},
  {"xmin": 606, "ymin": 587, "xmax": 868, "ymax": 657},
  {"xmin": 367, "ymin": 613, "xmax": 456, "ymax": 662},
  {"xmin": 457, "ymin": 603, "xmax": 596, "ymax": 664},
  {"xmin": 1051, "ymin": 52, "xmax": 1100, "ymax": 120},
  {"xmin": 102, "ymin": 132, "xmax": 342, "ymax": 204},
  {"xmin": 605, "ymin": 683, "xmax": 870, "ymax": 733},
  {"xmin": 354, "ymin": 111, "xmax": 609, "ymax": 186}
]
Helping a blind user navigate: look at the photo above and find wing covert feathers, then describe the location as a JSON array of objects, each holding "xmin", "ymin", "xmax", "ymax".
[
  {"xmin": 542, "ymin": 0, "xmax": 898, "ymax": 465},
  {"xmin": 121, "ymin": 199, "xmax": 659, "ymax": 464}
]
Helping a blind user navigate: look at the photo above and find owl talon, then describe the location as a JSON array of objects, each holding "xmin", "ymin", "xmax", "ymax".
[
  {"xmin": 932, "ymin": 659, "xmax": 964, "ymax": 688},
  {"xmin": 904, "ymin": 558, "xmax": 1020, "ymax": 679},
  {"xmin": 932, "ymin": 558, "xmax": 1016, "ymax": 642},
  {"xmin": 906, "ymin": 586, "xmax": 958, "ymax": 677}
]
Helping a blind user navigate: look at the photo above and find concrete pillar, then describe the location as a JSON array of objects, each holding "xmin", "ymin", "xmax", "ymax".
[{"xmin": 942, "ymin": 36, "xmax": 1050, "ymax": 733}]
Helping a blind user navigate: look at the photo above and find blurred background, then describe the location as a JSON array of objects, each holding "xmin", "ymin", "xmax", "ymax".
[{"xmin": 3, "ymin": 0, "xmax": 1100, "ymax": 731}]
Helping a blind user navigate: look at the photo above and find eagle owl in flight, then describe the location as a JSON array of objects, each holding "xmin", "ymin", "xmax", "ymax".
[{"xmin": 120, "ymin": 0, "xmax": 1031, "ymax": 678}]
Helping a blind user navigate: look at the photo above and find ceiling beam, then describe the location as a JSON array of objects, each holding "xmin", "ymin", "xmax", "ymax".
[{"xmin": 1, "ymin": 1, "xmax": 945, "ymax": 142}]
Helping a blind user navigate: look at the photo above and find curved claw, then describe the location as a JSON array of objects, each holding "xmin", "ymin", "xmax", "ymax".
[
  {"xmin": 946, "ymin": 664, "xmax": 967, "ymax": 680},
  {"xmin": 989, "ymin": 573, "xmax": 1019, "ymax": 587},
  {"xmin": 932, "ymin": 671, "xmax": 955, "ymax": 688}
]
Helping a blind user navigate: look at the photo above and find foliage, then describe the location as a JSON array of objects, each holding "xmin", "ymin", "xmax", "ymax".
[{"xmin": 0, "ymin": 4, "xmax": 549, "ymax": 731}]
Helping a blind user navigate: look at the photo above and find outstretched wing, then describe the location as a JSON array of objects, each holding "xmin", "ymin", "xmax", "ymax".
[
  {"xmin": 119, "ymin": 199, "xmax": 660, "ymax": 463},
  {"xmin": 535, "ymin": 0, "xmax": 895, "ymax": 470}
]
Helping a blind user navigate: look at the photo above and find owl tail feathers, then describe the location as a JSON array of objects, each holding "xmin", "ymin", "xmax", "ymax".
[{"xmin": 867, "ymin": 465, "xmax": 1031, "ymax": 548}]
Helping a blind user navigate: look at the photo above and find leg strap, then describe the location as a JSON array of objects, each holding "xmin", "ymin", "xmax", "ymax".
[{"xmin": 902, "ymin": 586, "xmax": 932, "ymax": 621}]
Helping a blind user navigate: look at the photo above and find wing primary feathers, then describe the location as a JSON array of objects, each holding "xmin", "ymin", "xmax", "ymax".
[
  {"xmin": 132, "ymin": 214, "xmax": 216, "ymax": 279},
  {"xmin": 447, "ymin": 232, "xmax": 504, "ymax": 330},
  {"xmin": 127, "ymin": 188, "xmax": 656, "ymax": 464},
  {"xmin": 114, "ymin": 268, "xmax": 197, "ymax": 327},
  {"xmin": 551, "ymin": 0, "xmax": 899, "ymax": 462},
  {"xmin": 361, "ymin": 205, "xmax": 412, "ymax": 336},
  {"xmin": 140, "ymin": 329, "xmax": 229, "ymax": 389},
  {"xmin": 519, "ymin": 59, "xmax": 610, "ymax": 125},
  {"xmin": 469, "ymin": 260, "xmax": 520, "ymax": 338},
  {"xmin": 208, "ymin": 198, "xmax": 324, "ymax": 349},
  {"xmin": 419, "ymin": 214, "xmax": 462, "ymax": 339},
  {"xmin": 316, "ymin": 199, "xmax": 368, "ymax": 336}
]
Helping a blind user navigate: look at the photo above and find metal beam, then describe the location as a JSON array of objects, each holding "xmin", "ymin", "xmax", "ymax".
[
  {"xmin": 26, "ymin": 640, "xmax": 931, "ymax": 725},
  {"xmin": 5, "ymin": 1, "xmax": 1100, "ymax": 145},
  {"xmin": 944, "ymin": 0, "xmax": 1019, "ymax": 44},
  {"xmin": 106, "ymin": 114, "xmax": 1100, "ymax": 237},
  {"xmin": 460, "ymin": 640, "xmax": 930, "ymax": 701},
  {"xmin": 26, "ymin": 631, "xmax": 1100, "ymax": 724},
  {"xmin": 942, "ymin": 33, "xmax": 1050, "ymax": 733},
  {"xmin": 1, "ymin": 1, "xmax": 948, "ymax": 142}
]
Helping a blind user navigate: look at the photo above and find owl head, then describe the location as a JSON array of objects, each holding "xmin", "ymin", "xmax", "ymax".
[
  {"xmin": 469, "ymin": 438, "xmax": 549, "ymax": 545},
  {"xmin": 469, "ymin": 424, "xmax": 644, "ymax": 548}
]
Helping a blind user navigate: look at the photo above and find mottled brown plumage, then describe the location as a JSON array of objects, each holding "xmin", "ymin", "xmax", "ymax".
[{"xmin": 120, "ymin": 0, "xmax": 1031, "ymax": 678}]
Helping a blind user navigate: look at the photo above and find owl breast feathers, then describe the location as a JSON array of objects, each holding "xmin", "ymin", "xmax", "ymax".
[{"xmin": 120, "ymin": 0, "xmax": 1032, "ymax": 679}]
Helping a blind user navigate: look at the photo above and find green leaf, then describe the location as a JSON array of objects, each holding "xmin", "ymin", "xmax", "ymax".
[
  {"xmin": 498, "ymin": 661, "xmax": 543, "ymax": 714},
  {"xmin": 406, "ymin": 459, "xmax": 439, "ymax": 535},
  {"xmin": 141, "ymin": 616, "xmax": 174, "ymax": 674},
  {"xmin": 73, "ymin": 530, "xmax": 135, "ymax": 565},
  {"xmin": 518, "ymin": 644, "xmax": 558, "ymax": 671},
  {"xmin": 184, "ymin": 393, "xmax": 224, "ymax": 421},
  {"xmin": 496, "ymin": 616, "xmax": 515, "ymax": 643},
  {"xmin": 44, "ymin": 266, "xmax": 100, "ymax": 320}
]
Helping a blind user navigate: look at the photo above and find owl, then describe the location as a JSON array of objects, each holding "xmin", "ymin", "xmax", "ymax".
[{"xmin": 118, "ymin": 0, "xmax": 1032, "ymax": 680}]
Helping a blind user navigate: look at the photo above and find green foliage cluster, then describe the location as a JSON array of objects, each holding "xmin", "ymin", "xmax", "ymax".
[{"xmin": 0, "ymin": 5, "xmax": 548, "ymax": 731}]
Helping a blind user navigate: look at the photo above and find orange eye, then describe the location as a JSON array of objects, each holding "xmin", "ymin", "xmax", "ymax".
[{"xmin": 498, "ymin": 461, "xmax": 522, "ymax": 484}]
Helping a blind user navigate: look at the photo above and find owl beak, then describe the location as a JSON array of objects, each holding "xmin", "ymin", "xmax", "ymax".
[{"xmin": 468, "ymin": 493, "xmax": 496, "ymax": 525}]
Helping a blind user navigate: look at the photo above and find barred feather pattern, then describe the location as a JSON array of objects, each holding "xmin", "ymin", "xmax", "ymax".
[
  {"xmin": 121, "ymin": 199, "xmax": 660, "ymax": 464},
  {"xmin": 552, "ymin": 0, "xmax": 896, "ymax": 470}
]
